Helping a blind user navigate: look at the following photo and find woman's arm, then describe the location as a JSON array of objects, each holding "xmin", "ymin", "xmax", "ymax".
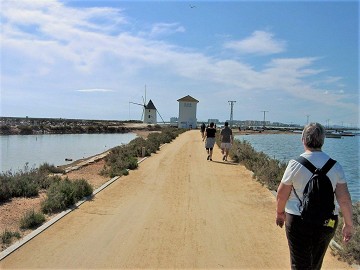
[
  {"xmin": 335, "ymin": 183, "xmax": 354, "ymax": 243},
  {"xmin": 276, "ymin": 183, "xmax": 292, "ymax": 227}
]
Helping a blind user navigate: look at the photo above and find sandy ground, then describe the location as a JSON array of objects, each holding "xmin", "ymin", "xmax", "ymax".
[{"xmin": 0, "ymin": 130, "xmax": 352, "ymax": 269}]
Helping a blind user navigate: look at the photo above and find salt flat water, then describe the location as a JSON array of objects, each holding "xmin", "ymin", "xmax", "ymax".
[
  {"xmin": 0, "ymin": 133, "xmax": 137, "ymax": 172},
  {"xmin": 235, "ymin": 133, "xmax": 360, "ymax": 202}
]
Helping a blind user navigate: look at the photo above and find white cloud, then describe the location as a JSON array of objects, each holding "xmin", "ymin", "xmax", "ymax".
[
  {"xmin": 224, "ymin": 30, "xmax": 286, "ymax": 55},
  {"xmin": 149, "ymin": 23, "xmax": 185, "ymax": 37}
]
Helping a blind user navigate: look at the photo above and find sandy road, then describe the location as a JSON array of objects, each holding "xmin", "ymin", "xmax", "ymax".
[{"xmin": 0, "ymin": 130, "xmax": 351, "ymax": 269}]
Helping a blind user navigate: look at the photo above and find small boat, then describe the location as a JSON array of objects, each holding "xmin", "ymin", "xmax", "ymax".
[
  {"xmin": 325, "ymin": 132, "xmax": 342, "ymax": 139},
  {"xmin": 340, "ymin": 132, "xmax": 356, "ymax": 137}
]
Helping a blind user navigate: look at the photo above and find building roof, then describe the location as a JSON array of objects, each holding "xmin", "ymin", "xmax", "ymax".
[
  {"xmin": 145, "ymin": 99, "xmax": 157, "ymax": 110},
  {"xmin": 177, "ymin": 95, "xmax": 199, "ymax": 103}
]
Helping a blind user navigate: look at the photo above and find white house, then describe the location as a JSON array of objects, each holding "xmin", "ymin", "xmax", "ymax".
[
  {"xmin": 177, "ymin": 95, "xmax": 199, "ymax": 129},
  {"xmin": 144, "ymin": 100, "xmax": 157, "ymax": 124}
]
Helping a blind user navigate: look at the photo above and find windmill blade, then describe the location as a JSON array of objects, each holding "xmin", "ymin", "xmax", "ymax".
[
  {"xmin": 157, "ymin": 110, "xmax": 166, "ymax": 124},
  {"xmin": 129, "ymin": 101, "xmax": 145, "ymax": 107},
  {"xmin": 141, "ymin": 109, "xmax": 144, "ymax": 121}
]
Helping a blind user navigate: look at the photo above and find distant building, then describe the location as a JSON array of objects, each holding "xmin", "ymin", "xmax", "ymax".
[
  {"xmin": 208, "ymin": 119, "xmax": 220, "ymax": 124},
  {"xmin": 144, "ymin": 100, "xmax": 157, "ymax": 124},
  {"xmin": 177, "ymin": 95, "xmax": 199, "ymax": 129},
  {"xmin": 170, "ymin": 117, "xmax": 178, "ymax": 124}
]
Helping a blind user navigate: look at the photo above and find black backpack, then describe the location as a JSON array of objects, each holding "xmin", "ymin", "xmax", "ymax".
[{"xmin": 293, "ymin": 156, "xmax": 337, "ymax": 225}]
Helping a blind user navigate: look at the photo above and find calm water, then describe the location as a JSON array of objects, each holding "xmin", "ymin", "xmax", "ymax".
[
  {"xmin": 235, "ymin": 133, "xmax": 360, "ymax": 202},
  {"xmin": 0, "ymin": 133, "xmax": 137, "ymax": 172}
]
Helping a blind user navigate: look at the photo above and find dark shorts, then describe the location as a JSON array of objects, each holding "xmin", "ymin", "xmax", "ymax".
[{"xmin": 285, "ymin": 213, "xmax": 338, "ymax": 270}]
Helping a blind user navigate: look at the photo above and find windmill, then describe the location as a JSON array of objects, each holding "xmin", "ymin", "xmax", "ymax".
[{"xmin": 129, "ymin": 86, "xmax": 165, "ymax": 124}]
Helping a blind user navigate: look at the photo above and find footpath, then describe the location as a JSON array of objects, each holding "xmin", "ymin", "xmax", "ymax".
[{"xmin": 0, "ymin": 130, "xmax": 352, "ymax": 269}]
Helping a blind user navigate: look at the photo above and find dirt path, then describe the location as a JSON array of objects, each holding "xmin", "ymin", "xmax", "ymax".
[{"xmin": 0, "ymin": 130, "xmax": 351, "ymax": 269}]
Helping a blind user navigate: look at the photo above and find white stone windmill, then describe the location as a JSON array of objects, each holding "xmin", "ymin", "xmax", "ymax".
[{"xmin": 129, "ymin": 86, "xmax": 165, "ymax": 124}]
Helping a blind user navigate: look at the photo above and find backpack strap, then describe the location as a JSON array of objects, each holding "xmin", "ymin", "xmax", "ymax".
[
  {"xmin": 321, "ymin": 158, "xmax": 337, "ymax": 174},
  {"xmin": 295, "ymin": 156, "xmax": 317, "ymax": 173},
  {"xmin": 295, "ymin": 156, "xmax": 336, "ymax": 174}
]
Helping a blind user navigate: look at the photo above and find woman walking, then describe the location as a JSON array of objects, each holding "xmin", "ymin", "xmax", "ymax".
[
  {"xmin": 276, "ymin": 123, "xmax": 353, "ymax": 270},
  {"xmin": 203, "ymin": 122, "xmax": 216, "ymax": 161}
]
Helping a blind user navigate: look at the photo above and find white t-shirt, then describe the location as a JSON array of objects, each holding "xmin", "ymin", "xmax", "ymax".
[{"xmin": 281, "ymin": 151, "xmax": 346, "ymax": 216}]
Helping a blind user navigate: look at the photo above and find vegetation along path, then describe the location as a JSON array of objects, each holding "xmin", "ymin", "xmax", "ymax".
[{"xmin": 0, "ymin": 130, "xmax": 352, "ymax": 269}]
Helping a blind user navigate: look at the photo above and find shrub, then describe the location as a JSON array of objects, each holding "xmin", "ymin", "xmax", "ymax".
[
  {"xmin": 41, "ymin": 177, "xmax": 93, "ymax": 214},
  {"xmin": 72, "ymin": 179, "xmax": 93, "ymax": 201},
  {"xmin": 20, "ymin": 209, "xmax": 46, "ymax": 229},
  {"xmin": 1, "ymin": 229, "xmax": 21, "ymax": 245},
  {"xmin": 38, "ymin": 163, "xmax": 65, "ymax": 175},
  {"xmin": 0, "ymin": 175, "xmax": 11, "ymax": 202}
]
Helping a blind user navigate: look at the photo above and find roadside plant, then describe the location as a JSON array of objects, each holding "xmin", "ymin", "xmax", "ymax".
[
  {"xmin": 1, "ymin": 229, "xmax": 21, "ymax": 245},
  {"xmin": 41, "ymin": 177, "xmax": 93, "ymax": 214},
  {"xmin": 20, "ymin": 209, "xmax": 46, "ymax": 229}
]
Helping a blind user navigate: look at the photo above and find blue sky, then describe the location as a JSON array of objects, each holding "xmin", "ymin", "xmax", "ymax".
[{"xmin": 1, "ymin": 0, "xmax": 359, "ymax": 127}]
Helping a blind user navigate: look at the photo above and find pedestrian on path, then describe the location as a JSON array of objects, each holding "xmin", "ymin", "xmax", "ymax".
[
  {"xmin": 220, "ymin": 122, "xmax": 233, "ymax": 161},
  {"xmin": 276, "ymin": 122, "xmax": 353, "ymax": 270},
  {"xmin": 200, "ymin": 122, "xmax": 206, "ymax": 138},
  {"xmin": 203, "ymin": 122, "xmax": 216, "ymax": 161}
]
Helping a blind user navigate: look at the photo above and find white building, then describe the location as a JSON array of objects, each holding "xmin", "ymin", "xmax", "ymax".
[
  {"xmin": 177, "ymin": 95, "xmax": 199, "ymax": 129},
  {"xmin": 144, "ymin": 100, "xmax": 157, "ymax": 124}
]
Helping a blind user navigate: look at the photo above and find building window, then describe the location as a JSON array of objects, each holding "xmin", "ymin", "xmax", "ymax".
[{"xmin": 184, "ymin": 103, "xmax": 192, "ymax": 107}]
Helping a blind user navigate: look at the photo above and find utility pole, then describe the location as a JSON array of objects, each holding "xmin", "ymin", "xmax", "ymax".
[
  {"xmin": 228, "ymin": 101, "xmax": 236, "ymax": 128},
  {"xmin": 261, "ymin": 110, "xmax": 269, "ymax": 129}
]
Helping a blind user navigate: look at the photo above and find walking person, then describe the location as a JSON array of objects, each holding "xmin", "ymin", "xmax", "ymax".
[
  {"xmin": 276, "ymin": 123, "xmax": 353, "ymax": 270},
  {"xmin": 220, "ymin": 122, "xmax": 233, "ymax": 161},
  {"xmin": 200, "ymin": 122, "xmax": 206, "ymax": 139},
  {"xmin": 203, "ymin": 122, "xmax": 216, "ymax": 161}
]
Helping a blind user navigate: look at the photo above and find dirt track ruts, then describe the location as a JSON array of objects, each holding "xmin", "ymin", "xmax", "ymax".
[{"xmin": 0, "ymin": 130, "xmax": 351, "ymax": 269}]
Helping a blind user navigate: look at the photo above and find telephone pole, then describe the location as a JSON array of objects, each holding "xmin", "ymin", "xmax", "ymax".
[
  {"xmin": 261, "ymin": 110, "xmax": 269, "ymax": 129},
  {"xmin": 228, "ymin": 101, "xmax": 236, "ymax": 128}
]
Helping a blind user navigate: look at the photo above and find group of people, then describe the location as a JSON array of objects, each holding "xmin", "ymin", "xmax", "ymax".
[
  {"xmin": 201, "ymin": 121, "xmax": 233, "ymax": 162},
  {"xmin": 199, "ymin": 121, "xmax": 353, "ymax": 270}
]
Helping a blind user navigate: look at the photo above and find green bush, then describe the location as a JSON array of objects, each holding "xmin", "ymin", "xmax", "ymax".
[
  {"xmin": 41, "ymin": 177, "xmax": 93, "ymax": 214},
  {"xmin": 1, "ymin": 229, "xmax": 21, "ymax": 245},
  {"xmin": 41, "ymin": 178, "xmax": 75, "ymax": 213},
  {"xmin": 72, "ymin": 179, "xmax": 93, "ymax": 200},
  {"xmin": 20, "ymin": 209, "xmax": 46, "ymax": 229},
  {"xmin": 0, "ymin": 164, "xmax": 65, "ymax": 202},
  {"xmin": 0, "ymin": 176, "xmax": 11, "ymax": 202},
  {"xmin": 38, "ymin": 163, "xmax": 65, "ymax": 175}
]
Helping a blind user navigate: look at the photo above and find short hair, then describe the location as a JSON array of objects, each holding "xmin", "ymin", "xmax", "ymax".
[
  {"xmin": 224, "ymin": 122, "xmax": 229, "ymax": 126},
  {"xmin": 209, "ymin": 122, "xmax": 214, "ymax": 127},
  {"xmin": 302, "ymin": 122, "xmax": 325, "ymax": 149}
]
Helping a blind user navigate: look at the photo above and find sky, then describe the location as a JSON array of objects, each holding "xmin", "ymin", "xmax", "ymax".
[{"xmin": 1, "ymin": 0, "xmax": 359, "ymax": 127}]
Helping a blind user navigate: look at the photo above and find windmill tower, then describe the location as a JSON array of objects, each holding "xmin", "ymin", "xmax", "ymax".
[
  {"xmin": 144, "ymin": 100, "xmax": 157, "ymax": 124},
  {"xmin": 129, "ymin": 86, "xmax": 165, "ymax": 124}
]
